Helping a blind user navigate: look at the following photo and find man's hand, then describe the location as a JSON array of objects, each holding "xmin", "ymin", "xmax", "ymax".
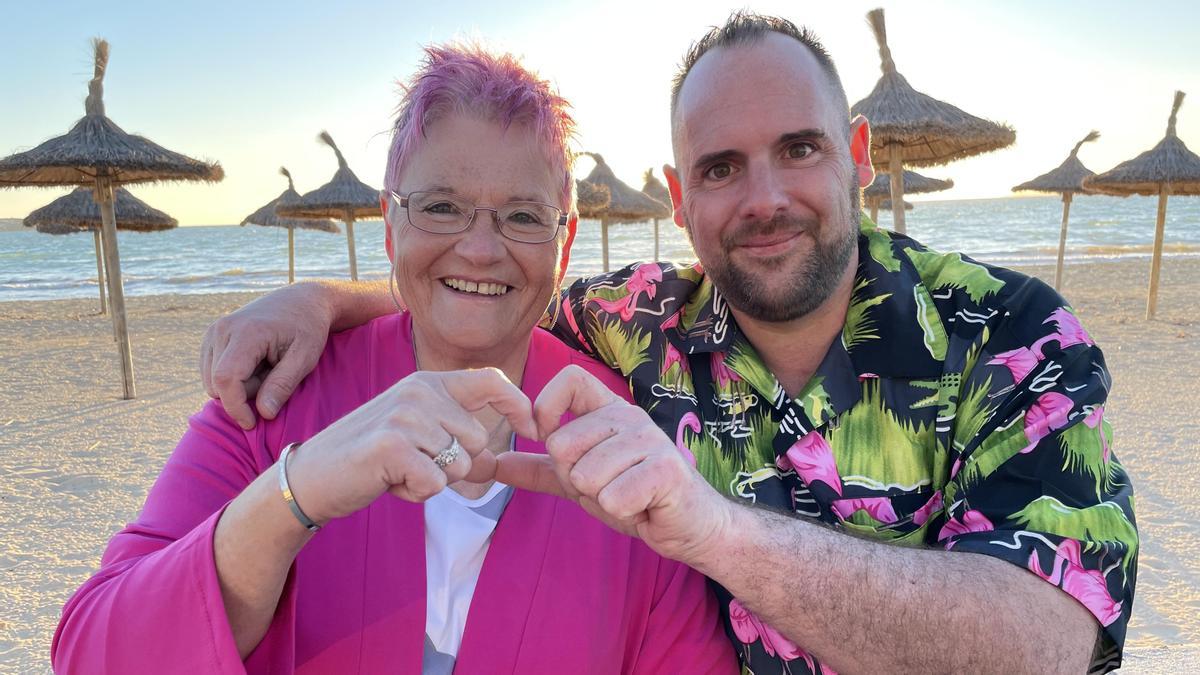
[
  {"xmin": 497, "ymin": 365, "xmax": 734, "ymax": 564},
  {"xmin": 200, "ymin": 283, "xmax": 333, "ymax": 429}
]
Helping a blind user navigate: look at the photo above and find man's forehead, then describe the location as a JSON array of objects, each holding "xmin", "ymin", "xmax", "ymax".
[{"xmin": 674, "ymin": 34, "xmax": 840, "ymax": 156}]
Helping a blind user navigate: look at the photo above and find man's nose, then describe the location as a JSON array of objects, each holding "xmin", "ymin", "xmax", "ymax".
[{"xmin": 741, "ymin": 164, "xmax": 789, "ymax": 222}]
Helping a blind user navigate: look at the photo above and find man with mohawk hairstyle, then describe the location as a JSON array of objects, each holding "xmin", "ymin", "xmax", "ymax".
[{"xmin": 201, "ymin": 13, "xmax": 1136, "ymax": 674}]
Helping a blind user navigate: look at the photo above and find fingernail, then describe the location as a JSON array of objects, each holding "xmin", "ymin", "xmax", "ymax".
[{"xmin": 263, "ymin": 397, "xmax": 279, "ymax": 417}]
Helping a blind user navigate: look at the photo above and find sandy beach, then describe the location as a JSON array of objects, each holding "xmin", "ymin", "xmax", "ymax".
[{"xmin": 2, "ymin": 258, "xmax": 1199, "ymax": 672}]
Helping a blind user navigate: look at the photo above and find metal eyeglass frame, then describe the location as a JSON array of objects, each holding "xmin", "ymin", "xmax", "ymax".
[{"xmin": 386, "ymin": 189, "xmax": 566, "ymax": 244}]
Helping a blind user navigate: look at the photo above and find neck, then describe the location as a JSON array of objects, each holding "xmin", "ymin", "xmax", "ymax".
[
  {"xmin": 728, "ymin": 258, "xmax": 857, "ymax": 399},
  {"xmin": 410, "ymin": 328, "xmax": 531, "ymax": 388}
]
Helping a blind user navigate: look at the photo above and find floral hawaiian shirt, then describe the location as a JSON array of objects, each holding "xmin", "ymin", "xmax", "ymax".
[{"xmin": 547, "ymin": 217, "xmax": 1137, "ymax": 674}]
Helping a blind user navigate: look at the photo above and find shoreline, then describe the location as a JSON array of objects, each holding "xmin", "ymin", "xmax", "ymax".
[{"xmin": 2, "ymin": 257, "xmax": 1199, "ymax": 672}]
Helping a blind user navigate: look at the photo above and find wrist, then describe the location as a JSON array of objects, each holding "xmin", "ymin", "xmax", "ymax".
[{"xmin": 678, "ymin": 490, "xmax": 742, "ymax": 571}]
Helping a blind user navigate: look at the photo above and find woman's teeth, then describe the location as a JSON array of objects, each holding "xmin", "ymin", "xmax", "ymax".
[{"xmin": 443, "ymin": 278, "xmax": 510, "ymax": 296}]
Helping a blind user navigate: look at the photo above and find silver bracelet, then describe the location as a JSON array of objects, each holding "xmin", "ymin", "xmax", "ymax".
[{"xmin": 278, "ymin": 442, "xmax": 321, "ymax": 533}]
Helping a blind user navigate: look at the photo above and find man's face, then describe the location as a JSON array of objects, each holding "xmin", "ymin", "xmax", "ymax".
[{"xmin": 670, "ymin": 33, "xmax": 871, "ymax": 323}]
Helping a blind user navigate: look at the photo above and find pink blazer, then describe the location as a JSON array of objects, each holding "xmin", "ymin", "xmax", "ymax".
[{"xmin": 52, "ymin": 313, "xmax": 735, "ymax": 674}]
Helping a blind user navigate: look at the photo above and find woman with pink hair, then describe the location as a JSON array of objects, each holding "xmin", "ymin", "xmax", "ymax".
[{"xmin": 52, "ymin": 44, "xmax": 734, "ymax": 675}]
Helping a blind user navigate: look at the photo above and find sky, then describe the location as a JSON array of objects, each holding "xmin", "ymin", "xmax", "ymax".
[{"xmin": 1, "ymin": 0, "xmax": 1197, "ymax": 225}]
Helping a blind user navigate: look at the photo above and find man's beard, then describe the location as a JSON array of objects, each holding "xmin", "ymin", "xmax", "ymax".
[{"xmin": 698, "ymin": 187, "xmax": 860, "ymax": 323}]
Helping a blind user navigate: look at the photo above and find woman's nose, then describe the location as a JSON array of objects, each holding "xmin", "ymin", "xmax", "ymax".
[{"xmin": 453, "ymin": 208, "xmax": 508, "ymax": 262}]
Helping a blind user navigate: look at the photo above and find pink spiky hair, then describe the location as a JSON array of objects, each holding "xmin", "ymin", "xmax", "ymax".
[{"xmin": 384, "ymin": 43, "xmax": 577, "ymax": 211}]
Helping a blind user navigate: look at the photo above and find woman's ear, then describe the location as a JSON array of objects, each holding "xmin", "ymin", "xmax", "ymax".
[
  {"xmin": 381, "ymin": 192, "xmax": 395, "ymax": 262},
  {"xmin": 558, "ymin": 211, "xmax": 578, "ymax": 282}
]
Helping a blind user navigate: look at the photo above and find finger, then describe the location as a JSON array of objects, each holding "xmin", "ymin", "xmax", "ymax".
[
  {"xmin": 494, "ymin": 453, "xmax": 573, "ymax": 499},
  {"xmin": 211, "ymin": 342, "xmax": 264, "ymax": 430},
  {"xmin": 560, "ymin": 430, "xmax": 651, "ymax": 499},
  {"xmin": 200, "ymin": 336, "xmax": 216, "ymax": 398},
  {"xmin": 255, "ymin": 345, "xmax": 314, "ymax": 420},
  {"xmin": 387, "ymin": 451, "xmax": 448, "ymax": 503},
  {"xmin": 533, "ymin": 365, "xmax": 622, "ymax": 440},
  {"xmin": 438, "ymin": 369, "xmax": 537, "ymax": 439},
  {"xmin": 463, "ymin": 447, "xmax": 497, "ymax": 484},
  {"xmin": 595, "ymin": 454, "xmax": 675, "ymax": 521}
]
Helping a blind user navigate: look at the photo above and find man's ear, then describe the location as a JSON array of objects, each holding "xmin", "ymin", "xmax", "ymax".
[
  {"xmin": 380, "ymin": 192, "xmax": 395, "ymax": 262},
  {"xmin": 663, "ymin": 164, "xmax": 686, "ymax": 229},
  {"xmin": 849, "ymin": 115, "xmax": 875, "ymax": 188},
  {"xmin": 559, "ymin": 212, "xmax": 578, "ymax": 281}
]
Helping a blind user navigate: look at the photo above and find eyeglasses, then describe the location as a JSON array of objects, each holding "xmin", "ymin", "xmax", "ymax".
[{"xmin": 388, "ymin": 190, "xmax": 566, "ymax": 244}]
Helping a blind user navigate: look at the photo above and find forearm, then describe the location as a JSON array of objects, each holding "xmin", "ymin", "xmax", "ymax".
[
  {"xmin": 689, "ymin": 502, "xmax": 1096, "ymax": 673},
  {"xmin": 313, "ymin": 279, "xmax": 393, "ymax": 332},
  {"xmin": 213, "ymin": 464, "xmax": 314, "ymax": 659}
]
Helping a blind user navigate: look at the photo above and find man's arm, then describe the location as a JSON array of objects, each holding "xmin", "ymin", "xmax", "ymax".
[
  {"xmin": 201, "ymin": 279, "xmax": 392, "ymax": 428},
  {"xmin": 500, "ymin": 357, "xmax": 1117, "ymax": 673}
]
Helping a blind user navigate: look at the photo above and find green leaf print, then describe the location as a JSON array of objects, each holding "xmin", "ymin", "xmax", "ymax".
[
  {"xmin": 912, "ymin": 284, "xmax": 949, "ymax": 361},
  {"xmin": 795, "ymin": 376, "xmax": 834, "ymax": 425},
  {"xmin": 842, "ymin": 278, "xmax": 892, "ymax": 352},
  {"xmin": 590, "ymin": 319, "xmax": 652, "ymax": 376},
  {"xmin": 864, "ymin": 224, "xmax": 902, "ymax": 272},
  {"xmin": 1059, "ymin": 418, "xmax": 1119, "ymax": 498},
  {"xmin": 680, "ymin": 276, "xmax": 713, "ymax": 333},
  {"xmin": 904, "ymin": 248, "xmax": 1006, "ymax": 304},
  {"xmin": 727, "ymin": 341, "xmax": 784, "ymax": 403},
  {"xmin": 1012, "ymin": 496, "xmax": 1138, "ymax": 576},
  {"xmin": 826, "ymin": 380, "xmax": 937, "ymax": 492}
]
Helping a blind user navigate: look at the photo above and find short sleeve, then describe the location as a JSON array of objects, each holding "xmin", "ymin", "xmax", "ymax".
[{"xmin": 939, "ymin": 302, "xmax": 1137, "ymax": 672}]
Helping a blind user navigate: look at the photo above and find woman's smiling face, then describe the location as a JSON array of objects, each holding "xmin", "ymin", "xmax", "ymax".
[{"xmin": 387, "ymin": 112, "xmax": 566, "ymax": 368}]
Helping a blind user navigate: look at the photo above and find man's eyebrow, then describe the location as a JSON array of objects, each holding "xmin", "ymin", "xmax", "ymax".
[
  {"xmin": 779, "ymin": 129, "xmax": 830, "ymax": 145},
  {"xmin": 692, "ymin": 149, "xmax": 742, "ymax": 171}
]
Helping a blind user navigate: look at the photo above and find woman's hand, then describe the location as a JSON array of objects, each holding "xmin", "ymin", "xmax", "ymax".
[{"xmin": 286, "ymin": 367, "xmax": 538, "ymax": 522}]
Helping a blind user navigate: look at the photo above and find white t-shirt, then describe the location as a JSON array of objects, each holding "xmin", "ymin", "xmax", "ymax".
[{"xmin": 422, "ymin": 480, "xmax": 513, "ymax": 675}]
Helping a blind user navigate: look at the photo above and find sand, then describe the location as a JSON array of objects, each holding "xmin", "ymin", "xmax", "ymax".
[{"xmin": 2, "ymin": 258, "xmax": 1199, "ymax": 673}]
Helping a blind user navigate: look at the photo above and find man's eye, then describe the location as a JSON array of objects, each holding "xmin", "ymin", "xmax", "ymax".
[
  {"xmin": 786, "ymin": 143, "xmax": 815, "ymax": 160},
  {"xmin": 705, "ymin": 163, "xmax": 733, "ymax": 180}
]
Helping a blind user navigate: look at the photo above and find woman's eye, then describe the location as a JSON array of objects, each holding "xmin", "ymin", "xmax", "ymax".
[
  {"xmin": 508, "ymin": 210, "xmax": 541, "ymax": 225},
  {"xmin": 424, "ymin": 201, "xmax": 461, "ymax": 215},
  {"xmin": 786, "ymin": 143, "xmax": 815, "ymax": 160},
  {"xmin": 705, "ymin": 163, "xmax": 733, "ymax": 181}
]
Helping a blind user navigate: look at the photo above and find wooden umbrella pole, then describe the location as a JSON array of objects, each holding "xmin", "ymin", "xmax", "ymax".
[
  {"xmin": 601, "ymin": 218, "xmax": 610, "ymax": 273},
  {"xmin": 653, "ymin": 219, "xmax": 660, "ymax": 261},
  {"xmin": 1055, "ymin": 193, "xmax": 1072, "ymax": 291},
  {"xmin": 288, "ymin": 227, "xmax": 296, "ymax": 284},
  {"xmin": 869, "ymin": 199, "xmax": 879, "ymax": 224},
  {"xmin": 888, "ymin": 145, "xmax": 906, "ymax": 235},
  {"xmin": 1146, "ymin": 186, "xmax": 1169, "ymax": 320},
  {"xmin": 345, "ymin": 210, "xmax": 358, "ymax": 281},
  {"xmin": 95, "ymin": 176, "xmax": 136, "ymax": 399},
  {"xmin": 93, "ymin": 227, "xmax": 107, "ymax": 314}
]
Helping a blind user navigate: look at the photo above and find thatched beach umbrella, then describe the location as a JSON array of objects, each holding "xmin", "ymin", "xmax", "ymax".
[
  {"xmin": 1012, "ymin": 131, "xmax": 1100, "ymax": 291},
  {"xmin": 863, "ymin": 169, "xmax": 952, "ymax": 222},
  {"xmin": 579, "ymin": 153, "xmax": 670, "ymax": 272},
  {"xmin": 0, "ymin": 39, "xmax": 222, "ymax": 399},
  {"xmin": 242, "ymin": 167, "xmax": 340, "ymax": 284},
  {"xmin": 851, "ymin": 8, "xmax": 1014, "ymax": 235},
  {"xmin": 641, "ymin": 168, "xmax": 671, "ymax": 261},
  {"xmin": 575, "ymin": 179, "xmax": 611, "ymax": 215},
  {"xmin": 24, "ymin": 186, "xmax": 177, "ymax": 313},
  {"xmin": 1085, "ymin": 92, "xmax": 1200, "ymax": 319},
  {"xmin": 275, "ymin": 132, "xmax": 380, "ymax": 281}
]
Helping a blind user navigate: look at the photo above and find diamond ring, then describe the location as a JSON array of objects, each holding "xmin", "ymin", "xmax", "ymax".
[{"xmin": 433, "ymin": 438, "xmax": 463, "ymax": 468}]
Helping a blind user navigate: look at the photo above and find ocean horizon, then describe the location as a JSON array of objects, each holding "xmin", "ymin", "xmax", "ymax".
[{"xmin": 3, "ymin": 194, "xmax": 1199, "ymax": 302}]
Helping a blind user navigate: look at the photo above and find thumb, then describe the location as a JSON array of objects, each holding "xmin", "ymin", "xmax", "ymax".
[
  {"xmin": 495, "ymin": 453, "xmax": 571, "ymax": 499},
  {"xmin": 255, "ymin": 348, "xmax": 309, "ymax": 419}
]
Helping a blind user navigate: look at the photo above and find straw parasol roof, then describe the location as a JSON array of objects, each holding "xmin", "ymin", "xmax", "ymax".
[
  {"xmin": 276, "ymin": 132, "xmax": 379, "ymax": 280},
  {"xmin": 1084, "ymin": 91, "xmax": 1200, "ymax": 319},
  {"xmin": 850, "ymin": 9, "xmax": 1015, "ymax": 168},
  {"xmin": 242, "ymin": 167, "xmax": 340, "ymax": 233},
  {"xmin": 580, "ymin": 153, "xmax": 670, "ymax": 223},
  {"xmin": 24, "ymin": 186, "xmax": 177, "ymax": 232},
  {"xmin": 0, "ymin": 42, "xmax": 223, "ymax": 187},
  {"xmin": 576, "ymin": 179, "xmax": 611, "ymax": 215},
  {"xmin": 641, "ymin": 168, "xmax": 670, "ymax": 205},
  {"xmin": 1013, "ymin": 131, "xmax": 1100, "ymax": 194},
  {"xmin": 275, "ymin": 132, "xmax": 380, "ymax": 219},
  {"xmin": 0, "ymin": 38, "xmax": 223, "ymax": 399},
  {"xmin": 850, "ymin": 8, "xmax": 1013, "ymax": 235},
  {"xmin": 864, "ymin": 170, "xmax": 952, "ymax": 198},
  {"xmin": 1084, "ymin": 93, "xmax": 1200, "ymax": 196}
]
